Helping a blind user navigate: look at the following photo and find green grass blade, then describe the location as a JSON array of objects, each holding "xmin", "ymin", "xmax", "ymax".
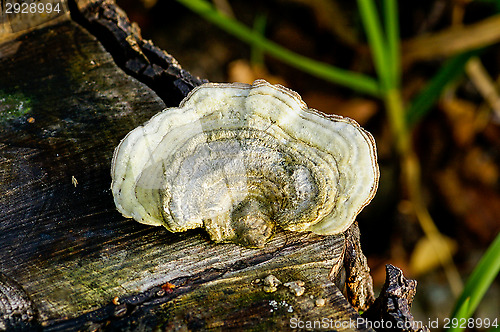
[
  {"xmin": 449, "ymin": 298, "xmax": 471, "ymax": 332},
  {"xmin": 357, "ymin": 0, "xmax": 391, "ymax": 91},
  {"xmin": 489, "ymin": 324, "xmax": 500, "ymax": 332},
  {"xmin": 177, "ymin": 0, "xmax": 381, "ymax": 96},
  {"xmin": 383, "ymin": 0, "xmax": 400, "ymax": 86},
  {"xmin": 450, "ymin": 232, "xmax": 500, "ymax": 332},
  {"xmin": 251, "ymin": 13, "xmax": 267, "ymax": 66},
  {"xmin": 406, "ymin": 49, "xmax": 480, "ymax": 126}
]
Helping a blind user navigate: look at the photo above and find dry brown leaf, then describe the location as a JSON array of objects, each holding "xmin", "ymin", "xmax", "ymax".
[
  {"xmin": 440, "ymin": 98, "xmax": 478, "ymax": 147},
  {"xmin": 463, "ymin": 147, "xmax": 499, "ymax": 186},
  {"xmin": 402, "ymin": 14, "xmax": 500, "ymax": 66},
  {"xmin": 466, "ymin": 57, "xmax": 500, "ymax": 118},
  {"xmin": 461, "ymin": 187, "xmax": 500, "ymax": 243},
  {"xmin": 410, "ymin": 234, "xmax": 458, "ymax": 277},
  {"xmin": 140, "ymin": 0, "xmax": 157, "ymax": 9},
  {"xmin": 227, "ymin": 59, "xmax": 287, "ymax": 86},
  {"xmin": 303, "ymin": 92, "xmax": 378, "ymax": 126},
  {"xmin": 286, "ymin": 0, "xmax": 359, "ymax": 47},
  {"xmin": 435, "ymin": 169, "xmax": 500, "ymax": 243}
]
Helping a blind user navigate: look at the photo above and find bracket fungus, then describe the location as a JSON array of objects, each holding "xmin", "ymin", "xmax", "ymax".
[{"xmin": 111, "ymin": 79, "xmax": 379, "ymax": 247}]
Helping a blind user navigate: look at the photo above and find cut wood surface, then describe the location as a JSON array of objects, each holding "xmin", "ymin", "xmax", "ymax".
[{"xmin": 0, "ymin": 1, "xmax": 385, "ymax": 330}]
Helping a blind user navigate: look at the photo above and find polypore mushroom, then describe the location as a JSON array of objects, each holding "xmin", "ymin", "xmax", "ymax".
[{"xmin": 111, "ymin": 79, "xmax": 379, "ymax": 247}]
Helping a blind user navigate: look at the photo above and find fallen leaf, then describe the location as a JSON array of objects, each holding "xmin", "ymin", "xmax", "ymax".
[
  {"xmin": 303, "ymin": 92, "xmax": 378, "ymax": 125},
  {"xmin": 440, "ymin": 98, "xmax": 478, "ymax": 147},
  {"xmin": 227, "ymin": 59, "xmax": 287, "ymax": 85},
  {"xmin": 463, "ymin": 147, "xmax": 499, "ymax": 186},
  {"xmin": 435, "ymin": 169, "xmax": 500, "ymax": 243},
  {"xmin": 410, "ymin": 234, "xmax": 458, "ymax": 276}
]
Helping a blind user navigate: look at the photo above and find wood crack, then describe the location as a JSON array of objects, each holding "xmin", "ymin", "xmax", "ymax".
[{"xmin": 66, "ymin": 0, "xmax": 207, "ymax": 105}]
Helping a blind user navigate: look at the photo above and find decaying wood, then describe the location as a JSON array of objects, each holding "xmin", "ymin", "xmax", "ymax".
[
  {"xmin": 0, "ymin": 0, "xmax": 420, "ymax": 330},
  {"xmin": 68, "ymin": 0, "xmax": 207, "ymax": 105},
  {"xmin": 363, "ymin": 265, "xmax": 430, "ymax": 332},
  {"xmin": 0, "ymin": 272, "xmax": 38, "ymax": 331},
  {"xmin": 343, "ymin": 222, "xmax": 376, "ymax": 311}
]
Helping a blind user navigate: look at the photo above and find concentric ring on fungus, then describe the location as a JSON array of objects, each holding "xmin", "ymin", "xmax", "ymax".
[{"xmin": 111, "ymin": 79, "xmax": 379, "ymax": 247}]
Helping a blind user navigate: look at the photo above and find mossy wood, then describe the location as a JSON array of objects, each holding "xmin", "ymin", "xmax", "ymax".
[{"xmin": 0, "ymin": 1, "xmax": 374, "ymax": 330}]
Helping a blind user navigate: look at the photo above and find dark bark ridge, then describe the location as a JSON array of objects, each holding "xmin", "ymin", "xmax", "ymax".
[
  {"xmin": 0, "ymin": 272, "xmax": 39, "ymax": 331},
  {"xmin": 67, "ymin": 0, "xmax": 207, "ymax": 105},
  {"xmin": 363, "ymin": 265, "xmax": 430, "ymax": 332}
]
